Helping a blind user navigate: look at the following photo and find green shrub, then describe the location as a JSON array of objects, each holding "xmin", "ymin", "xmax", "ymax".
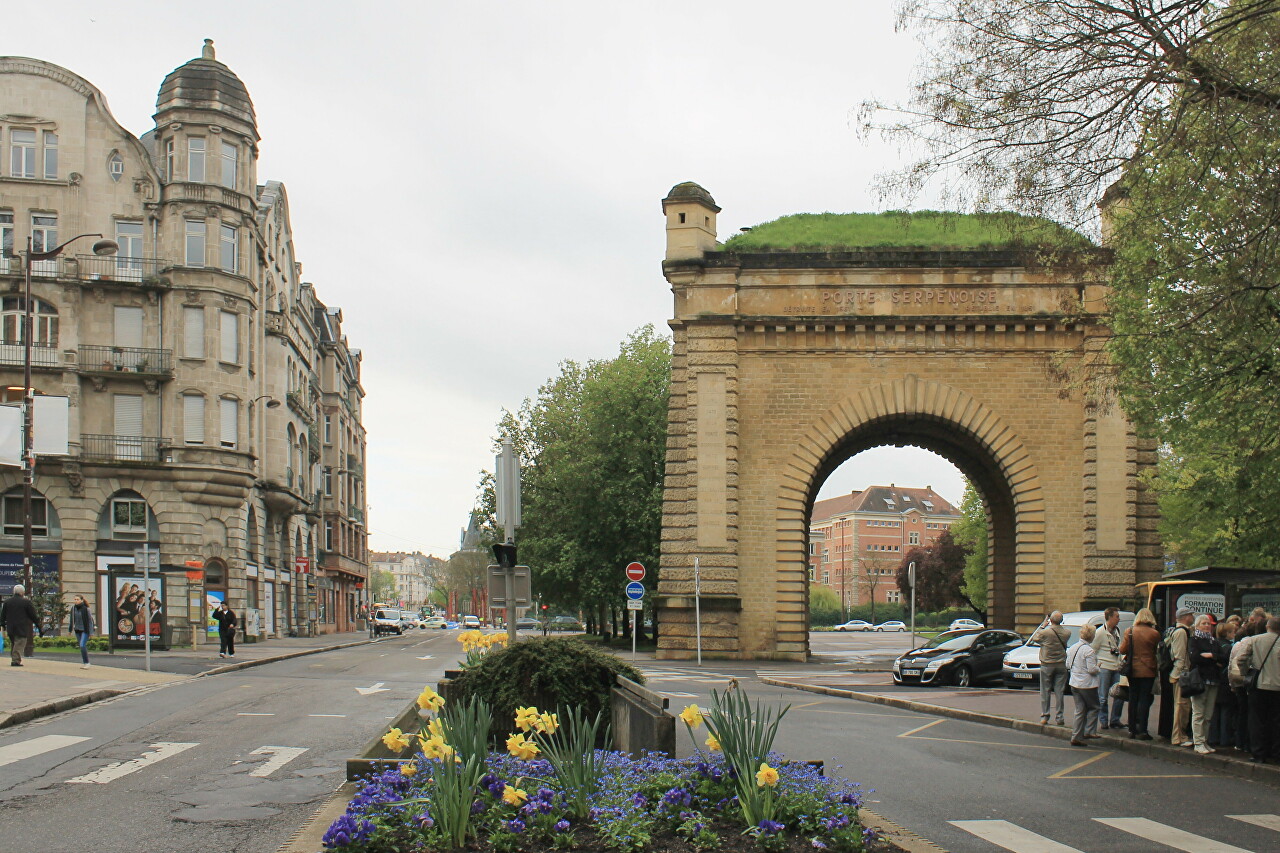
[
  {"xmin": 449, "ymin": 637, "xmax": 643, "ymax": 740},
  {"xmin": 31, "ymin": 635, "xmax": 109, "ymax": 652}
]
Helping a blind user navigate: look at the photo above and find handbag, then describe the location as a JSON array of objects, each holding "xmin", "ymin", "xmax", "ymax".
[
  {"xmin": 1178, "ymin": 667, "xmax": 1206, "ymax": 697},
  {"xmin": 1118, "ymin": 628, "xmax": 1134, "ymax": 677},
  {"xmin": 1246, "ymin": 635, "xmax": 1276, "ymax": 691},
  {"xmin": 1109, "ymin": 680, "xmax": 1129, "ymax": 701}
]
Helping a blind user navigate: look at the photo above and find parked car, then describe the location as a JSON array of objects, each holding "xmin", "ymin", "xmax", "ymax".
[
  {"xmin": 893, "ymin": 629, "xmax": 1023, "ymax": 687},
  {"xmin": 1002, "ymin": 610, "xmax": 1135, "ymax": 689},
  {"xmin": 516, "ymin": 617, "xmax": 540, "ymax": 630},
  {"xmin": 835, "ymin": 620, "xmax": 875, "ymax": 632},
  {"xmin": 372, "ymin": 608, "xmax": 403, "ymax": 636},
  {"xmin": 949, "ymin": 618, "xmax": 984, "ymax": 631},
  {"xmin": 423, "ymin": 616, "xmax": 448, "ymax": 629},
  {"xmin": 875, "ymin": 621, "xmax": 908, "ymax": 632},
  {"xmin": 401, "ymin": 612, "xmax": 421, "ymax": 630},
  {"xmin": 461, "ymin": 615, "xmax": 481, "ymax": 628},
  {"xmin": 550, "ymin": 616, "xmax": 582, "ymax": 632}
]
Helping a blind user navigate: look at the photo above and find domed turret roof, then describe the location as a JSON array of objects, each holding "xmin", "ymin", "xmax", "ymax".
[
  {"xmin": 155, "ymin": 39, "xmax": 256, "ymax": 129},
  {"xmin": 663, "ymin": 181, "xmax": 720, "ymax": 212}
]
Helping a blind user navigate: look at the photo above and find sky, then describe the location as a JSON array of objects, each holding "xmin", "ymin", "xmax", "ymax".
[{"xmin": 7, "ymin": 1, "xmax": 965, "ymax": 556}]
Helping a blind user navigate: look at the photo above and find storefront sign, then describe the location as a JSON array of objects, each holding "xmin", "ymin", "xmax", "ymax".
[{"xmin": 1176, "ymin": 592, "xmax": 1226, "ymax": 618}]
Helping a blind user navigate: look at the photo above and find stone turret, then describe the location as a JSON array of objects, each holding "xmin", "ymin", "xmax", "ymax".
[{"xmin": 662, "ymin": 182, "xmax": 720, "ymax": 260}]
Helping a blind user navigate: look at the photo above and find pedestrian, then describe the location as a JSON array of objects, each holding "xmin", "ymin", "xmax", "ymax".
[
  {"xmin": 1119, "ymin": 607, "xmax": 1161, "ymax": 740},
  {"xmin": 1068, "ymin": 623, "xmax": 1101, "ymax": 746},
  {"xmin": 1244, "ymin": 616, "xmax": 1280, "ymax": 764},
  {"xmin": 1166, "ymin": 606, "xmax": 1196, "ymax": 747},
  {"xmin": 1229, "ymin": 619, "xmax": 1263, "ymax": 754},
  {"xmin": 1092, "ymin": 607, "xmax": 1125, "ymax": 729},
  {"xmin": 1188, "ymin": 614, "xmax": 1228, "ymax": 754},
  {"xmin": 212, "ymin": 601, "xmax": 237, "ymax": 658},
  {"xmin": 68, "ymin": 594, "xmax": 95, "ymax": 669},
  {"xmin": 1209, "ymin": 619, "xmax": 1237, "ymax": 750},
  {"xmin": 0, "ymin": 584, "xmax": 40, "ymax": 667},
  {"xmin": 1033, "ymin": 610, "xmax": 1071, "ymax": 726}
]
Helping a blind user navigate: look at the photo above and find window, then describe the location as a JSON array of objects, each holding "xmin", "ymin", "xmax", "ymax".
[
  {"xmin": 219, "ymin": 311, "xmax": 238, "ymax": 363},
  {"xmin": 165, "ymin": 138, "xmax": 175, "ymax": 181},
  {"xmin": 188, "ymin": 138, "xmax": 205, "ymax": 182},
  {"xmin": 324, "ymin": 521, "xmax": 333, "ymax": 551},
  {"xmin": 220, "ymin": 398, "xmax": 238, "ymax": 449},
  {"xmin": 922, "ymin": 500, "xmax": 934, "ymax": 511},
  {"xmin": 40, "ymin": 131, "xmax": 58, "ymax": 180},
  {"xmin": 0, "ymin": 212, "xmax": 12, "ymax": 258},
  {"xmin": 909, "ymin": 531, "xmax": 920, "ymax": 545},
  {"xmin": 324, "ymin": 469, "xmax": 332, "ymax": 496},
  {"xmin": 183, "ymin": 394, "xmax": 205, "ymax": 444},
  {"xmin": 185, "ymin": 219, "xmax": 205, "ymax": 266},
  {"xmin": 887, "ymin": 590, "xmax": 902, "ymax": 604},
  {"xmin": 822, "ymin": 571, "xmax": 830, "ymax": 585},
  {"xmin": 220, "ymin": 141, "xmax": 237, "ymax": 189},
  {"xmin": 323, "ymin": 414, "xmax": 331, "ymax": 444},
  {"xmin": 111, "ymin": 498, "xmax": 148, "ymax": 535},
  {"xmin": 1, "ymin": 297, "xmax": 58, "ymax": 345},
  {"xmin": 219, "ymin": 224, "xmax": 237, "ymax": 273},
  {"xmin": 183, "ymin": 306, "xmax": 205, "ymax": 358},
  {"xmin": 108, "ymin": 151, "xmax": 124, "ymax": 181},
  {"xmin": 113, "ymin": 221, "xmax": 144, "ymax": 279},
  {"xmin": 31, "ymin": 213, "xmax": 57, "ymax": 253},
  {"xmin": 11, "ymin": 130, "xmax": 36, "ymax": 178},
  {"xmin": 3, "ymin": 494, "xmax": 48, "ymax": 536},
  {"xmin": 113, "ymin": 305, "xmax": 143, "ymax": 351}
]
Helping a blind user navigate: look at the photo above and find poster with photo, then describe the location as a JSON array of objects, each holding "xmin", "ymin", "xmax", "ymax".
[
  {"xmin": 206, "ymin": 589, "xmax": 225, "ymax": 636},
  {"xmin": 109, "ymin": 572, "xmax": 167, "ymax": 649}
]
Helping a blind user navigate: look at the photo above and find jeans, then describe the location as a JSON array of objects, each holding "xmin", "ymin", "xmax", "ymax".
[
  {"xmin": 1128, "ymin": 676, "xmax": 1156, "ymax": 736},
  {"xmin": 1210, "ymin": 689, "xmax": 1235, "ymax": 747},
  {"xmin": 76, "ymin": 630, "xmax": 90, "ymax": 664},
  {"xmin": 1040, "ymin": 664, "xmax": 1068, "ymax": 722},
  {"xmin": 1190, "ymin": 684, "xmax": 1219, "ymax": 748},
  {"xmin": 1072, "ymin": 684, "xmax": 1100, "ymax": 741},
  {"xmin": 1233, "ymin": 687, "xmax": 1252, "ymax": 753},
  {"xmin": 1097, "ymin": 667, "xmax": 1123, "ymax": 726}
]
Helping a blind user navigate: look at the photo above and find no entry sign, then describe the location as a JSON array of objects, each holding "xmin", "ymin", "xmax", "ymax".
[{"xmin": 625, "ymin": 562, "xmax": 646, "ymax": 582}]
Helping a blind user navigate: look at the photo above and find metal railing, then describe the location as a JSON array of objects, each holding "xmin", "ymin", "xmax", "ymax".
[
  {"xmin": 79, "ymin": 345, "xmax": 173, "ymax": 375},
  {"xmin": 80, "ymin": 434, "xmax": 164, "ymax": 463},
  {"xmin": 74, "ymin": 255, "xmax": 171, "ymax": 283},
  {"xmin": 0, "ymin": 341, "xmax": 60, "ymax": 368}
]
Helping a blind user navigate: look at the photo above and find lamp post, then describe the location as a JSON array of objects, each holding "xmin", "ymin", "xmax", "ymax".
[{"xmin": 20, "ymin": 234, "xmax": 117, "ymax": 596}]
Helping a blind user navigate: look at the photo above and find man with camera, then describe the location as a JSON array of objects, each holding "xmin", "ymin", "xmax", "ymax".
[{"xmin": 1033, "ymin": 610, "xmax": 1071, "ymax": 726}]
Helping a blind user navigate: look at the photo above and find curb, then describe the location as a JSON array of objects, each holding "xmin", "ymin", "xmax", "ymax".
[
  {"xmin": 277, "ymin": 781, "xmax": 356, "ymax": 853},
  {"xmin": 860, "ymin": 808, "xmax": 948, "ymax": 853},
  {"xmin": 0, "ymin": 687, "xmax": 130, "ymax": 730},
  {"xmin": 195, "ymin": 638, "xmax": 373, "ymax": 677},
  {"xmin": 761, "ymin": 677, "xmax": 1280, "ymax": 787}
]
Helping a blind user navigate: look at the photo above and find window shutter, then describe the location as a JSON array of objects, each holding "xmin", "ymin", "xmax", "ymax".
[
  {"xmin": 113, "ymin": 306, "xmax": 143, "ymax": 348},
  {"xmin": 113, "ymin": 394, "xmax": 143, "ymax": 436},
  {"xmin": 220, "ymin": 398, "xmax": 238, "ymax": 448},
  {"xmin": 220, "ymin": 311, "xmax": 238, "ymax": 363},
  {"xmin": 184, "ymin": 307, "xmax": 205, "ymax": 358},
  {"xmin": 184, "ymin": 395, "xmax": 205, "ymax": 444}
]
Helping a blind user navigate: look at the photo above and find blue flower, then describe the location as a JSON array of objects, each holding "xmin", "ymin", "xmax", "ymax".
[
  {"xmin": 554, "ymin": 819, "xmax": 571, "ymax": 832},
  {"xmin": 758, "ymin": 819, "xmax": 785, "ymax": 835},
  {"xmin": 506, "ymin": 817, "xmax": 526, "ymax": 833}
]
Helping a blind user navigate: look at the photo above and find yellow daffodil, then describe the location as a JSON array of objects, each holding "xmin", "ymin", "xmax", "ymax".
[
  {"xmin": 506, "ymin": 732, "xmax": 540, "ymax": 760},
  {"xmin": 422, "ymin": 736, "xmax": 454, "ymax": 760},
  {"xmin": 706, "ymin": 734, "xmax": 721, "ymax": 752},
  {"xmin": 416, "ymin": 686, "xmax": 445, "ymax": 711},
  {"xmin": 400, "ymin": 763, "xmax": 417, "ymax": 777},
  {"xmin": 514, "ymin": 706, "xmax": 540, "ymax": 732},
  {"xmin": 426, "ymin": 717, "xmax": 446, "ymax": 740},
  {"xmin": 502, "ymin": 785, "xmax": 528, "ymax": 806},
  {"xmin": 756, "ymin": 763, "xmax": 779, "ymax": 788},
  {"xmin": 382, "ymin": 728, "xmax": 411, "ymax": 751},
  {"xmin": 679, "ymin": 704, "xmax": 704, "ymax": 729},
  {"xmin": 536, "ymin": 711, "xmax": 559, "ymax": 735}
]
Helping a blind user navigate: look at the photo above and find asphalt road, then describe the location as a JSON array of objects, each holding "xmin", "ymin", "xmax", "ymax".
[{"xmin": 0, "ymin": 630, "xmax": 451, "ymax": 853}]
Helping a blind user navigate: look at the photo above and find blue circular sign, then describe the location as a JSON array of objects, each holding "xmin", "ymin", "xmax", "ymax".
[{"xmin": 625, "ymin": 581, "xmax": 644, "ymax": 600}]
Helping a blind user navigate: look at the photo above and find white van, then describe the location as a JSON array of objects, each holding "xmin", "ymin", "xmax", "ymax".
[
  {"xmin": 1002, "ymin": 610, "xmax": 1134, "ymax": 689},
  {"xmin": 461, "ymin": 615, "xmax": 481, "ymax": 628}
]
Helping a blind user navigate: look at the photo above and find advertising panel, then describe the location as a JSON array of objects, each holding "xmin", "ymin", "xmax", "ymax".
[
  {"xmin": 108, "ymin": 571, "xmax": 167, "ymax": 649},
  {"xmin": 0, "ymin": 553, "xmax": 59, "ymax": 595},
  {"xmin": 1176, "ymin": 591, "xmax": 1226, "ymax": 618},
  {"xmin": 206, "ymin": 589, "xmax": 225, "ymax": 636}
]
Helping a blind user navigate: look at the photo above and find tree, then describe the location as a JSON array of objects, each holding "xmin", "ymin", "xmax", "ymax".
[
  {"xmin": 809, "ymin": 584, "xmax": 842, "ymax": 627},
  {"xmin": 369, "ymin": 570, "xmax": 396, "ymax": 604},
  {"xmin": 949, "ymin": 483, "xmax": 988, "ymax": 618},
  {"xmin": 856, "ymin": 553, "xmax": 899, "ymax": 623},
  {"xmin": 896, "ymin": 530, "xmax": 977, "ymax": 613}
]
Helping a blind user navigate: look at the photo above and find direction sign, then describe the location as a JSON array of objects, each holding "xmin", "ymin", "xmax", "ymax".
[
  {"xmin": 625, "ymin": 562, "xmax": 645, "ymax": 582},
  {"xmin": 626, "ymin": 599, "xmax": 643, "ymax": 610},
  {"xmin": 625, "ymin": 581, "xmax": 644, "ymax": 600}
]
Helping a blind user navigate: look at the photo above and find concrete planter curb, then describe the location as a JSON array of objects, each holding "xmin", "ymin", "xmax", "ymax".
[{"xmin": 761, "ymin": 677, "xmax": 1280, "ymax": 788}]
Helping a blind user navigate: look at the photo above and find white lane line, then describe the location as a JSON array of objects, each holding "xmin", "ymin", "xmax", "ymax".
[
  {"xmin": 416, "ymin": 655, "xmax": 434, "ymax": 660},
  {"xmin": 66, "ymin": 742, "xmax": 198, "ymax": 784},
  {"xmin": 1094, "ymin": 818, "xmax": 1253, "ymax": 852},
  {"xmin": 950, "ymin": 820, "xmax": 1084, "ymax": 852},
  {"xmin": 248, "ymin": 746, "xmax": 308, "ymax": 777},
  {"xmin": 1228, "ymin": 815, "xmax": 1280, "ymax": 833},
  {"xmin": 237, "ymin": 712, "xmax": 274, "ymax": 716},
  {"xmin": 0, "ymin": 735, "xmax": 92, "ymax": 768},
  {"xmin": 308, "ymin": 714, "xmax": 347, "ymax": 718}
]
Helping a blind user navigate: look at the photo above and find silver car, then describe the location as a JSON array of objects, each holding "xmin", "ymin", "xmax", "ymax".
[{"xmin": 1002, "ymin": 610, "xmax": 1134, "ymax": 689}]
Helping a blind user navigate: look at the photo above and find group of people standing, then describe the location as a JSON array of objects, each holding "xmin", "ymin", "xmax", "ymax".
[{"xmin": 1034, "ymin": 606, "xmax": 1280, "ymax": 763}]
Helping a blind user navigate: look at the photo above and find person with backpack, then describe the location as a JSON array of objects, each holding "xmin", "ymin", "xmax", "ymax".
[
  {"xmin": 1119, "ymin": 607, "xmax": 1161, "ymax": 740},
  {"xmin": 1164, "ymin": 606, "xmax": 1196, "ymax": 747},
  {"xmin": 1033, "ymin": 611, "xmax": 1071, "ymax": 726}
]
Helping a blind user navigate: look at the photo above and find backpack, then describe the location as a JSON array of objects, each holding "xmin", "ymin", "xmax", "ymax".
[{"xmin": 1158, "ymin": 625, "xmax": 1187, "ymax": 672}]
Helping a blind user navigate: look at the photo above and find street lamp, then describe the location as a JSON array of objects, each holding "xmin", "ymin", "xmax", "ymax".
[{"xmin": 21, "ymin": 234, "xmax": 117, "ymax": 594}]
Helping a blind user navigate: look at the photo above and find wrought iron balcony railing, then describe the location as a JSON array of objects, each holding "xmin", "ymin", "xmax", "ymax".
[
  {"xmin": 0, "ymin": 341, "xmax": 60, "ymax": 369},
  {"xmin": 79, "ymin": 345, "xmax": 173, "ymax": 376},
  {"xmin": 73, "ymin": 255, "xmax": 172, "ymax": 285},
  {"xmin": 80, "ymin": 434, "xmax": 165, "ymax": 464}
]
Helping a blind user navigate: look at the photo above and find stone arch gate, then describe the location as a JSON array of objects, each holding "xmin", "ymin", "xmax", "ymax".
[{"xmin": 654, "ymin": 183, "xmax": 1162, "ymax": 661}]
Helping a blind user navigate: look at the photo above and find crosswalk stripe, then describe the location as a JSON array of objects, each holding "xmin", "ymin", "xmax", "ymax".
[
  {"xmin": 950, "ymin": 819, "xmax": 1084, "ymax": 852},
  {"xmin": 65, "ymin": 742, "xmax": 198, "ymax": 784},
  {"xmin": 0, "ymin": 735, "xmax": 92, "ymax": 768},
  {"xmin": 1227, "ymin": 815, "xmax": 1280, "ymax": 833},
  {"xmin": 1094, "ymin": 818, "xmax": 1252, "ymax": 852}
]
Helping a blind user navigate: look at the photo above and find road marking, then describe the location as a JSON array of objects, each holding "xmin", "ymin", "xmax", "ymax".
[
  {"xmin": 1228, "ymin": 815, "xmax": 1280, "ymax": 832},
  {"xmin": 356, "ymin": 682, "xmax": 389, "ymax": 695},
  {"xmin": 1049, "ymin": 750, "xmax": 1202, "ymax": 780},
  {"xmin": 66, "ymin": 742, "xmax": 198, "ymax": 784},
  {"xmin": 0, "ymin": 735, "xmax": 92, "ymax": 768},
  {"xmin": 1095, "ymin": 818, "xmax": 1252, "ymax": 852},
  {"xmin": 416, "ymin": 655, "xmax": 434, "ymax": 660},
  {"xmin": 898, "ymin": 719, "xmax": 945, "ymax": 738},
  {"xmin": 248, "ymin": 746, "xmax": 308, "ymax": 777},
  {"xmin": 950, "ymin": 819, "xmax": 1084, "ymax": 852},
  {"xmin": 237, "ymin": 712, "xmax": 274, "ymax": 716},
  {"xmin": 1047, "ymin": 750, "xmax": 1111, "ymax": 779},
  {"xmin": 898, "ymin": 718, "xmax": 1075, "ymax": 751},
  {"xmin": 308, "ymin": 714, "xmax": 347, "ymax": 718},
  {"xmin": 659, "ymin": 691, "xmax": 697, "ymax": 697}
]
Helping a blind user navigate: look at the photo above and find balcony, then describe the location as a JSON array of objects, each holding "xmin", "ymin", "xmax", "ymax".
[
  {"xmin": 349, "ymin": 507, "xmax": 365, "ymax": 526},
  {"xmin": 73, "ymin": 255, "xmax": 173, "ymax": 288},
  {"xmin": 0, "ymin": 341, "xmax": 61, "ymax": 369},
  {"xmin": 164, "ymin": 181, "xmax": 257, "ymax": 216},
  {"xmin": 308, "ymin": 424, "xmax": 321, "ymax": 461},
  {"xmin": 346, "ymin": 453, "xmax": 363, "ymax": 478},
  {"xmin": 79, "ymin": 345, "xmax": 173, "ymax": 378},
  {"xmin": 80, "ymin": 434, "xmax": 165, "ymax": 464},
  {"xmin": 286, "ymin": 390, "xmax": 314, "ymax": 424}
]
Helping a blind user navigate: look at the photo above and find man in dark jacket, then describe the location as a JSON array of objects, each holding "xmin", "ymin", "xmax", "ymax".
[{"xmin": 1, "ymin": 584, "xmax": 40, "ymax": 667}]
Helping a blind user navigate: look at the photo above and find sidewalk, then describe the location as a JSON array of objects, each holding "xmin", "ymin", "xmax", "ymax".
[{"xmin": 0, "ymin": 631, "xmax": 372, "ymax": 729}]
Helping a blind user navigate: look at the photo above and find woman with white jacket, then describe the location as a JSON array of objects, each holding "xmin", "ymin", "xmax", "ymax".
[{"xmin": 1068, "ymin": 623, "xmax": 1101, "ymax": 746}]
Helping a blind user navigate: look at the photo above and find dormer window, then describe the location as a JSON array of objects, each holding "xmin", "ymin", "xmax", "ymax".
[
  {"xmin": 922, "ymin": 500, "xmax": 934, "ymax": 511},
  {"xmin": 108, "ymin": 151, "xmax": 124, "ymax": 182}
]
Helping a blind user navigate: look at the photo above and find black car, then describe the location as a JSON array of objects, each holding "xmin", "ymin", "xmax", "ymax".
[
  {"xmin": 515, "ymin": 617, "xmax": 540, "ymax": 630},
  {"xmin": 892, "ymin": 629, "xmax": 1023, "ymax": 687}
]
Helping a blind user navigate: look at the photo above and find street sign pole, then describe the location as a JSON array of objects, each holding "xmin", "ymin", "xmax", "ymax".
[
  {"xmin": 143, "ymin": 543, "xmax": 151, "ymax": 672},
  {"xmin": 694, "ymin": 556, "xmax": 702, "ymax": 667},
  {"xmin": 496, "ymin": 441, "xmax": 522, "ymax": 645},
  {"xmin": 908, "ymin": 560, "xmax": 917, "ymax": 649}
]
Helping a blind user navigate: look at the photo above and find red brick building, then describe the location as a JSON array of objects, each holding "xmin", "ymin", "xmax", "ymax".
[{"xmin": 810, "ymin": 485, "xmax": 960, "ymax": 610}]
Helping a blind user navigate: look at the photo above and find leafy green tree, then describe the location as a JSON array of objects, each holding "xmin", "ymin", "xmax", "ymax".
[
  {"xmin": 809, "ymin": 584, "xmax": 842, "ymax": 627},
  {"xmin": 369, "ymin": 570, "xmax": 396, "ymax": 604},
  {"xmin": 896, "ymin": 531, "xmax": 976, "ymax": 613},
  {"xmin": 949, "ymin": 483, "xmax": 988, "ymax": 617}
]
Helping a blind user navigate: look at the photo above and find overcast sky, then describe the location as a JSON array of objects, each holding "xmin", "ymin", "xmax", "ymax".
[{"xmin": 10, "ymin": 1, "xmax": 965, "ymax": 556}]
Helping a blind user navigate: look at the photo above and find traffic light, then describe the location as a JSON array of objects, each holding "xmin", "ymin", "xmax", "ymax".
[
  {"xmin": 541, "ymin": 604, "xmax": 548, "ymax": 611},
  {"xmin": 492, "ymin": 542, "xmax": 517, "ymax": 569}
]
